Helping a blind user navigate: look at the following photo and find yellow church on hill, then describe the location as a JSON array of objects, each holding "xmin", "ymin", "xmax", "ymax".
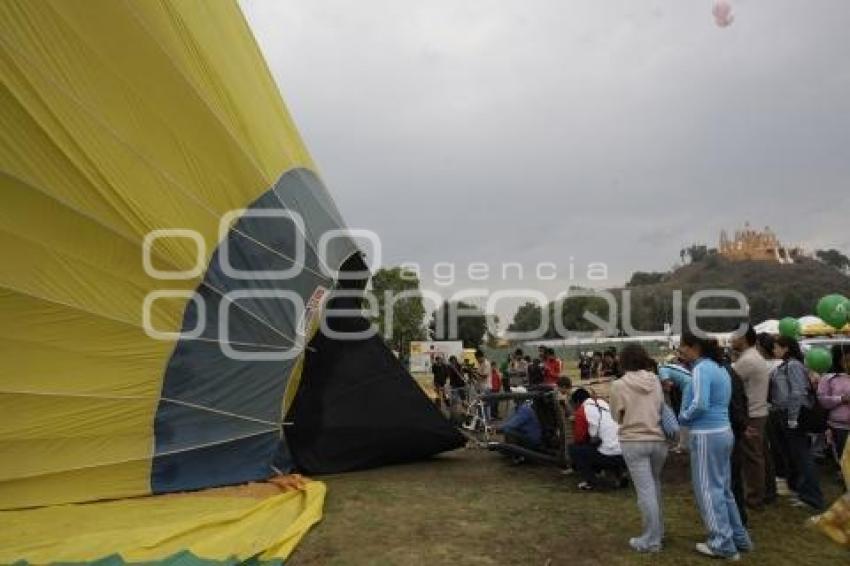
[{"xmin": 719, "ymin": 223, "xmax": 802, "ymax": 264}]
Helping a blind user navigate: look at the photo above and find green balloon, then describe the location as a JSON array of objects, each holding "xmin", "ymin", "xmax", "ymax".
[
  {"xmin": 805, "ymin": 347, "xmax": 832, "ymax": 373},
  {"xmin": 816, "ymin": 294, "xmax": 849, "ymax": 329},
  {"xmin": 778, "ymin": 317, "xmax": 801, "ymax": 338}
]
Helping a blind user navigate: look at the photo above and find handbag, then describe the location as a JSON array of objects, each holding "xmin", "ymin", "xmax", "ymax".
[
  {"xmin": 659, "ymin": 402, "xmax": 680, "ymax": 442},
  {"xmin": 799, "ymin": 379, "xmax": 828, "ymax": 434}
]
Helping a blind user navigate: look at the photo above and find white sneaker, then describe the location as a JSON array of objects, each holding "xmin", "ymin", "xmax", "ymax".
[
  {"xmin": 629, "ymin": 538, "xmax": 661, "ymax": 553},
  {"xmin": 695, "ymin": 542, "xmax": 740, "ymax": 561}
]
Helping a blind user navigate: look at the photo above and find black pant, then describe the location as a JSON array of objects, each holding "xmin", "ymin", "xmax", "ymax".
[
  {"xmin": 770, "ymin": 410, "xmax": 825, "ymax": 510},
  {"xmin": 764, "ymin": 414, "xmax": 778, "ymax": 503},
  {"xmin": 568, "ymin": 443, "xmax": 625, "ymax": 485},
  {"xmin": 831, "ymin": 427, "xmax": 849, "ymax": 466},
  {"xmin": 767, "ymin": 410, "xmax": 790, "ymax": 482}
]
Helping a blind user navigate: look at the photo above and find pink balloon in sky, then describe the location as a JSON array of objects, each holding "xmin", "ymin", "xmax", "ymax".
[{"xmin": 712, "ymin": 0, "xmax": 735, "ymax": 28}]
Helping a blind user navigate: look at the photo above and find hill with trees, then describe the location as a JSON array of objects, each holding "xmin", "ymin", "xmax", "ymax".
[
  {"xmin": 620, "ymin": 254, "xmax": 850, "ymax": 332},
  {"xmin": 506, "ymin": 252, "xmax": 850, "ymax": 337}
]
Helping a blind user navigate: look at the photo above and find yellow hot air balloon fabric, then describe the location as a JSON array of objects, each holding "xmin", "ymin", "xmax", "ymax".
[
  {"xmin": 0, "ymin": 0, "xmax": 346, "ymax": 510},
  {"xmin": 0, "ymin": 2, "xmax": 465, "ymax": 562}
]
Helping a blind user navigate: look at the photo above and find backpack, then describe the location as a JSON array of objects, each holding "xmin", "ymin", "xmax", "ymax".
[
  {"xmin": 587, "ymin": 398, "xmax": 606, "ymax": 449},
  {"xmin": 724, "ymin": 363, "xmax": 749, "ymax": 436},
  {"xmin": 799, "ymin": 377, "xmax": 829, "ymax": 434}
]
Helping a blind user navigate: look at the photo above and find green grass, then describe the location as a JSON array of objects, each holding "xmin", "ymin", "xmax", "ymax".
[{"xmin": 289, "ymin": 449, "xmax": 845, "ymax": 565}]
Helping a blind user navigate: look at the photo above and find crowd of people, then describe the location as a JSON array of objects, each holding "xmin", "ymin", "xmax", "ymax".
[{"xmin": 430, "ymin": 328, "xmax": 850, "ymax": 559}]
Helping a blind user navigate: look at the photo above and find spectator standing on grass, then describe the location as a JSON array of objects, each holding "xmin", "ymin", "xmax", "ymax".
[
  {"xmin": 431, "ymin": 355, "xmax": 449, "ymax": 408},
  {"xmin": 757, "ymin": 332, "xmax": 781, "ymax": 503},
  {"xmin": 500, "ymin": 356, "xmax": 511, "ymax": 392},
  {"xmin": 731, "ymin": 326, "xmax": 771, "ymax": 510},
  {"xmin": 591, "ymin": 351, "xmax": 603, "ymax": 380},
  {"xmin": 528, "ymin": 358, "xmax": 546, "ymax": 386},
  {"xmin": 677, "ymin": 333, "xmax": 752, "ymax": 560},
  {"xmin": 818, "ymin": 345, "xmax": 850, "ymax": 479},
  {"xmin": 579, "ymin": 353, "xmax": 593, "ymax": 381},
  {"xmin": 447, "ymin": 355, "xmax": 466, "ymax": 404},
  {"xmin": 489, "ymin": 363, "xmax": 502, "ymax": 419},
  {"xmin": 609, "ymin": 344, "xmax": 668, "ymax": 554},
  {"xmin": 602, "ymin": 349, "xmax": 620, "ymax": 378},
  {"xmin": 474, "ymin": 351, "xmax": 491, "ymax": 389},
  {"xmin": 769, "ymin": 336, "xmax": 825, "ymax": 511},
  {"xmin": 659, "ymin": 354, "xmax": 747, "ymax": 526},
  {"xmin": 544, "ymin": 347, "xmax": 562, "ymax": 387},
  {"xmin": 568, "ymin": 387, "xmax": 627, "ymax": 491},
  {"xmin": 508, "ymin": 349, "xmax": 528, "ymax": 389}
]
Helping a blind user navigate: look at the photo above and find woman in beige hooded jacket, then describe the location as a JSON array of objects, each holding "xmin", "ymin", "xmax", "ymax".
[{"xmin": 609, "ymin": 344, "xmax": 667, "ymax": 553}]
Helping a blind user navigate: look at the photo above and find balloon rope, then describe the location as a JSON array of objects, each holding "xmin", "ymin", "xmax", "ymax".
[
  {"xmin": 120, "ymin": 2, "xmax": 338, "ymax": 281},
  {"xmin": 0, "ymin": 389, "xmax": 284, "ymax": 428}
]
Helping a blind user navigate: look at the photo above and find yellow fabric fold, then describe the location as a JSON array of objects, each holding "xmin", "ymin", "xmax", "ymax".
[
  {"xmin": 0, "ymin": 481, "xmax": 326, "ymax": 563},
  {"xmin": 813, "ymin": 441, "xmax": 850, "ymax": 547}
]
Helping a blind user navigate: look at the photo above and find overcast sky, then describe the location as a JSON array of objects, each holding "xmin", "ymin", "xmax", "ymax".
[{"xmin": 241, "ymin": 1, "xmax": 850, "ymax": 318}]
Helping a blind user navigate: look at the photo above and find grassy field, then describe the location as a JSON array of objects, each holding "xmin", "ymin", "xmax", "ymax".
[{"xmin": 290, "ymin": 448, "xmax": 845, "ymax": 566}]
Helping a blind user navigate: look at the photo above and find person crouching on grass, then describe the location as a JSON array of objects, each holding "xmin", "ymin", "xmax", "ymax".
[
  {"xmin": 567, "ymin": 387, "xmax": 627, "ymax": 491},
  {"xmin": 498, "ymin": 400, "xmax": 543, "ymax": 464},
  {"xmin": 678, "ymin": 333, "xmax": 752, "ymax": 560}
]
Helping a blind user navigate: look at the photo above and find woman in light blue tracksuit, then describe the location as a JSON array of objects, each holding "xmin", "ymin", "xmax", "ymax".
[{"xmin": 678, "ymin": 333, "xmax": 752, "ymax": 560}]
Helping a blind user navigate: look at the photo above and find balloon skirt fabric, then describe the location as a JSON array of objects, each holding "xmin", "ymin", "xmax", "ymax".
[{"xmin": 0, "ymin": 481, "xmax": 326, "ymax": 564}]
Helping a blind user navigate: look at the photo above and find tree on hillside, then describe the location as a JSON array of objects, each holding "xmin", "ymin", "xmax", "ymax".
[
  {"xmin": 551, "ymin": 288, "xmax": 614, "ymax": 336},
  {"xmin": 370, "ymin": 266, "xmax": 426, "ymax": 354},
  {"xmin": 779, "ymin": 291, "xmax": 808, "ymax": 318},
  {"xmin": 485, "ymin": 313, "xmax": 501, "ymax": 348},
  {"xmin": 626, "ymin": 271, "xmax": 666, "ymax": 287},
  {"xmin": 680, "ymin": 244, "xmax": 709, "ymax": 264},
  {"xmin": 816, "ymin": 249, "xmax": 850, "ymax": 273},
  {"xmin": 508, "ymin": 302, "xmax": 544, "ymax": 334},
  {"xmin": 429, "ymin": 301, "xmax": 488, "ymax": 348},
  {"xmin": 747, "ymin": 295, "xmax": 773, "ymax": 324}
]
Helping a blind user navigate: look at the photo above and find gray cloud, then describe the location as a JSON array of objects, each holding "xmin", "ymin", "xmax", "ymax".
[{"xmin": 241, "ymin": 0, "xmax": 850, "ymax": 317}]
